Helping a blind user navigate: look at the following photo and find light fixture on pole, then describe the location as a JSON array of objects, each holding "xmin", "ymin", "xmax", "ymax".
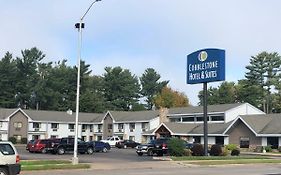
[{"xmin": 72, "ymin": 0, "xmax": 101, "ymax": 165}]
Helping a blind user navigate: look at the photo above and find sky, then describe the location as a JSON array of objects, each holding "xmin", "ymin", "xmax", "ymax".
[{"xmin": 1, "ymin": 0, "xmax": 281, "ymax": 106}]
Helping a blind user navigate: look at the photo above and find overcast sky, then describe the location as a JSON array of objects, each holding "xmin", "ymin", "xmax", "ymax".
[{"xmin": 1, "ymin": 0, "xmax": 281, "ymax": 105}]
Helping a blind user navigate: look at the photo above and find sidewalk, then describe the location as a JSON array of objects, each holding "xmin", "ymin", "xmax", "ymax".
[{"xmin": 241, "ymin": 151, "xmax": 281, "ymax": 158}]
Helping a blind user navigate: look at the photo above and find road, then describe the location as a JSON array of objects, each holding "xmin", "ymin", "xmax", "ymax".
[{"xmin": 17, "ymin": 145, "xmax": 281, "ymax": 175}]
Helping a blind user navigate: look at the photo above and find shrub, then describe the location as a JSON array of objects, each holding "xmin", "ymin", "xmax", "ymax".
[
  {"xmin": 8, "ymin": 137, "xmax": 17, "ymax": 144},
  {"xmin": 231, "ymin": 149, "xmax": 240, "ymax": 156},
  {"xmin": 21, "ymin": 138, "xmax": 27, "ymax": 144},
  {"xmin": 191, "ymin": 143, "xmax": 204, "ymax": 156},
  {"xmin": 225, "ymin": 144, "xmax": 237, "ymax": 151},
  {"xmin": 167, "ymin": 138, "xmax": 185, "ymax": 156},
  {"xmin": 221, "ymin": 148, "xmax": 229, "ymax": 156},
  {"xmin": 265, "ymin": 146, "xmax": 272, "ymax": 152},
  {"xmin": 278, "ymin": 146, "xmax": 281, "ymax": 153},
  {"xmin": 183, "ymin": 149, "xmax": 192, "ymax": 156},
  {"xmin": 254, "ymin": 145, "xmax": 263, "ymax": 153},
  {"xmin": 209, "ymin": 144, "xmax": 222, "ymax": 156}
]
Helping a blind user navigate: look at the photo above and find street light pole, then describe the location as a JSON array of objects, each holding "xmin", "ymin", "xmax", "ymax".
[{"xmin": 72, "ymin": 0, "xmax": 101, "ymax": 165}]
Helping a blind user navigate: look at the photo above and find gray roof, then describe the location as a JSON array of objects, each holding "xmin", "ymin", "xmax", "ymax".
[
  {"xmin": 240, "ymin": 114, "xmax": 281, "ymax": 135},
  {"xmin": 160, "ymin": 122, "xmax": 232, "ymax": 135},
  {"xmin": 168, "ymin": 103, "xmax": 245, "ymax": 115},
  {"xmin": 23, "ymin": 109, "xmax": 104, "ymax": 123},
  {"xmin": 0, "ymin": 108, "xmax": 17, "ymax": 120},
  {"xmin": 109, "ymin": 110, "xmax": 159, "ymax": 122}
]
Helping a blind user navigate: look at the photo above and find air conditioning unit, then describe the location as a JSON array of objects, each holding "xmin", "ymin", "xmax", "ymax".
[
  {"xmin": 130, "ymin": 129, "xmax": 134, "ymax": 132},
  {"xmin": 118, "ymin": 129, "xmax": 123, "ymax": 132},
  {"xmin": 98, "ymin": 129, "xmax": 102, "ymax": 133},
  {"xmin": 52, "ymin": 129, "xmax": 57, "ymax": 132},
  {"xmin": 34, "ymin": 128, "xmax": 39, "ymax": 132},
  {"xmin": 142, "ymin": 128, "xmax": 147, "ymax": 132},
  {"xmin": 70, "ymin": 129, "xmax": 74, "ymax": 132},
  {"xmin": 82, "ymin": 129, "xmax": 86, "ymax": 132}
]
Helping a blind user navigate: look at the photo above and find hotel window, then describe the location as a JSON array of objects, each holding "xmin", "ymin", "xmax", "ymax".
[
  {"xmin": 170, "ymin": 118, "xmax": 181, "ymax": 122},
  {"xmin": 129, "ymin": 136, "xmax": 135, "ymax": 141},
  {"xmin": 211, "ymin": 115, "xmax": 224, "ymax": 121},
  {"xmin": 51, "ymin": 123, "xmax": 59, "ymax": 129},
  {"xmin": 0, "ymin": 121, "xmax": 2, "ymax": 128},
  {"xmin": 118, "ymin": 123, "xmax": 124, "ymax": 132},
  {"xmin": 82, "ymin": 124, "xmax": 87, "ymax": 132},
  {"xmin": 141, "ymin": 122, "xmax": 149, "ymax": 132},
  {"xmin": 182, "ymin": 117, "xmax": 195, "ymax": 122},
  {"xmin": 13, "ymin": 122, "xmax": 22, "ymax": 130},
  {"xmin": 89, "ymin": 125, "xmax": 93, "ymax": 132},
  {"xmin": 69, "ymin": 124, "xmax": 75, "ymax": 132},
  {"xmin": 240, "ymin": 137, "xmax": 250, "ymax": 148},
  {"xmin": 98, "ymin": 124, "xmax": 102, "ymax": 132},
  {"xmin": 33, "ymin": 122, "xmax": 40, "ymax": 129},
  {"xmin": 129, "ymin": 123, "xmax": 135, "ymax": 132},
  {"xmin": 13, "ymin": 135, "xmax": 22, "ymax": 143}
]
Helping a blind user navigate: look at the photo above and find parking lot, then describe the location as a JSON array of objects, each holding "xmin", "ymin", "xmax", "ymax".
[{"xmin": 17, "ymin": 145, "xmax": 154, "ymax": 164}]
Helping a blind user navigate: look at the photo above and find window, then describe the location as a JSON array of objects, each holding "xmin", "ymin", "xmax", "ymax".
[
  {"xmin": 51, "ymin": 123, "xmax": 59, "ymax": 129},
  {"xmin": 129, "ymin": 136, "xmax": 135, "ymax": 141},
  {"xmin": 0, "ymin": 144, "xmax": 15, "ymax": 155},
  {"xmin": 33, "ymin": 122, "xmax": 40, "ymax": 129},
  {"xmin": 182, "ymin": 117, "xmax": 195, "ymax": 122},
  {"xmin": 215, "ymin": 137, "xmax": 224, "ymax": 145},
  {"xmin": 0, "ymin": 121, "xmax": 2, "ymax": 128},
  {"xmin": 211, "ymin": 115, "xmax": 224, "ymax": 121},
  {"xmin": 14, "ymin": 135, "xmax": 22, "ymax": 143},
  {"xmin": 129, "ymin": 123, "xmax": 135, "ymax": 132},
  {"xmin": 89, "ymin": 125, "xmax": 93, "ymax": 132},
  {"xmin": 13, "ymin": 122, "xmax": 22, "ymax": 129},
  {"xmin": 50, "ymin": 135, "xmax": 57, "ymax": 139},
  {"xmin": 142, "ymin": 122, "xmax": 149, "ymax": 131},
  {"xmin": 267, "ymin": 137, "xmax": 279, "ymax": 149},
  {"xmin": 82, "ymin": 124, "xmax": 87, "ymax": 132},
  {"xmin": 98, "ymin": 124, "xmax": 102, "ymax": 132},
  {"xmin": 108, "ymin": 124, "xmax": 112, "ymax": 133},
  {"xmin": 240, "ymin": 137, "xmax": 249, "ymax": 148},
  {"xmin": 69, "ymin": 124, "xmax": 75, "ymax": 132},
  {"xmin": 89, "ymin": 136, "xmax": 93, "ymax": 141}
]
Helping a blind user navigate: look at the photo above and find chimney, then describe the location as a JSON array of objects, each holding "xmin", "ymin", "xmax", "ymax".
[{"xmin": 159, "ymin": 107, "xmax": 169, "ymax": 123}]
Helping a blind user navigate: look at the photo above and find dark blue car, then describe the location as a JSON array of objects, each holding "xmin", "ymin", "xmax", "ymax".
[{"xmin": 89, "ymin": 141, "xmax": 111, "ymax": 153}]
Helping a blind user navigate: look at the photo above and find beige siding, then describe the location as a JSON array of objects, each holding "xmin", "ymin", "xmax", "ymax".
[
  {"xmin": 103, "ymin": 114, "xmax": 113, "ymax": 139},
  {"xmin": 8, "ymin": 111, "xmax": 28, "ymax": 140},
  {"xmin": 227, "ymin": 119, "xmax": 261, "ymax": 146}
]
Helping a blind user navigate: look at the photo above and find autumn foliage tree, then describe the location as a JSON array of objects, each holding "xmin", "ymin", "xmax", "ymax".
[{"xmin": 153, "ymin": 86, "xmax": 190, "ymax": 109}]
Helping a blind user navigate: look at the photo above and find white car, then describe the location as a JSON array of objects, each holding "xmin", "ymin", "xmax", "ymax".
[
  {"xmin": 101, "ymin": 136, "xmax": 122, "ymax": 147},
  {"xmin": 0, "ymin": 141, "xmax": 21, "ymax": 175}
]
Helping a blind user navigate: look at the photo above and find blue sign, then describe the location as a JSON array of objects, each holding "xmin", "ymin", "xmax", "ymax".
[{"xmin": 187, "ymin": 48, "xmax": 225, "ymax": 84}]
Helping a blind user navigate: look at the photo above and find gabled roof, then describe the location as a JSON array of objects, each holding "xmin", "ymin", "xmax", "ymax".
[
  {"xmin": 107, "ymin": 110, "xmax": 159, "ymax": 122},
  {"xmin": 168, "ymin": 103, "xmax": 246, "ymax": 115},
  {"xmin": 150, "ymin": 122, "xmax": 232, "ymax": 136},
  {"xmin": 240, "ymin": 114, "xmax": 281, "ymax": 135}
]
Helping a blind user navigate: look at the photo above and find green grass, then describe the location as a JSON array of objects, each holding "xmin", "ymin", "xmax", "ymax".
[
  {"xmin": 21, "ymin": 160, "xmax": 91, "ymax": 171},
  {"xmin": 185, "ymin": 159, "xmax": 281, "ymax": 165},
  {"xmin": 172, "ymin": 156, "xmax": 270, "ymax": 161}
]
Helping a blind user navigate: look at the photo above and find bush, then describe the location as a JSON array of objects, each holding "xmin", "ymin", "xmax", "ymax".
[
  {"xmin": 209, "ymin": 144, "xmax": 222, "ymax": 156},
  {"xmin": 8, "ymin": 137, "xmax": 17, "ymax": 144},
  {"xmin": 167, "ymin": 138, "xmax": 185, "ymax": 156},
  {"xmin": 225, "ymin": 144, "xmax": 237, "ymax": 151},
  {"xmin": 21, "ymin": 138, "xmax": 27, "ymax": 144},
  {"xmin": 191, "ymin": 143, "xmax": 204, "ymax": 156},
  {"xmin": 231, "ymin": 149, "xmax": 240, "ymax": 156},
  {"xmin": 265, "ymin": 146, "xmax": 272, "ymax": 152},
  {"xmin": 221, "ymin": 148, "xmax": 229, "ymax": 156},
  {"xmin": 254, "ymin": 145, "xmax": 263, "ymax": 153},
  {"xmin": 278, "ymin": 146, "xmax": 281, "ymax": 153},
  {"xmin": 183, "ymin": 149, "xmax": 192, "ymax": 156}
]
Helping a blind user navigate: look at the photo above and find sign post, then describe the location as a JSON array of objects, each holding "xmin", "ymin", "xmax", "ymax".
[{"xmin": 187, "ymin": 48, "xmax": 225, "ymax": 156}]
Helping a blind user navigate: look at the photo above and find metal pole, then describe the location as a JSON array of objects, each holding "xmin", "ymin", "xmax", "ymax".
[
  {"xmin": 72, "ymin": 20, "xmax": 83, "ymax": 165},
  {"xmin": 203, "ymin": 82, "xmax": 208, "ymax": 156},
  {"xmin": 72, "ymin": 0, "xmax": 101, "ymax": 165}
]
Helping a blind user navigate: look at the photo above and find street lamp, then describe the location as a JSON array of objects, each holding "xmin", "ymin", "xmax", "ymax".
[{"xmin": 72, "ymin": 0, "xmax": 101, "ymax": 165}]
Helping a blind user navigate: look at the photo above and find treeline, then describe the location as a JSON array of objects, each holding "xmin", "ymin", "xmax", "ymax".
[
  {"xmin": 0, "ymin": 47, "xmax": 189, "ymax": 113},
  {"xmin": 198, "ymin": 51, "xmax": 281, "ymax": 113}
]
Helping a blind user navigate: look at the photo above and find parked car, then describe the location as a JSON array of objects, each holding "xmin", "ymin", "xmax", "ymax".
[
  {"xmin": 136, "ymin": 138, "xmax": 169, "ymax": 156},
  {"xmin": 26, "ymin": 139, "xmax": 35, "ymax": 151},
  {"xmin": 88, "ymin": 141, "xmax": 111, "ymax": 153},
  {"xmin": 29, "ymin": 139, "xmax": 56, "ymax": 153},
  {"xmin": 101, "ymin": 136, "xmax": 122, "ymax": 147},
  {"xmin": 116, "ymin": 140, "xmax": 140, "ymax": 149},
  {"xmin": 45, "ymin": 137, "xmax": 94, "ymax": 155},
  {"xmin": 0, "ymin": 141, "xmax": 21, "ymax": 175}
]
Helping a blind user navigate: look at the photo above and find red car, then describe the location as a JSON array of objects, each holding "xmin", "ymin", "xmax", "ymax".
[
  {"xmin": 29, "ymin": 139, "xmax": 50, "ymax": 153},
  {"xmin": 26, "ymin": 140, "xmax": 35, "ymax": 151}
]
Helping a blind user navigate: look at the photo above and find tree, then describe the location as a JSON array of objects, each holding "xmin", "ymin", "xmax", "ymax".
[
  {"xmin": 198, "ymin": 82, "xmax": 237, "ymax": 106},
  {"xmin": 0, "ymin": 52, "xmax": 17, "ymax": 108},
  {"xmin": 102, "ymin": 66, "xmax": 140, "ymax": 111},
  {"xmin": 245, "ymin": 52, "xmax": 281, "ymax": 113},
  {"xmin": 15, "ymin": 47, "xmax": 46, "ymax": 109},
  {"xmin": 154, "ymin": 86, "xmax": 189, "ymax": 109},
  {"xmin": 140, "ymin": 68, "xmax": 169, "ymax": 109}
]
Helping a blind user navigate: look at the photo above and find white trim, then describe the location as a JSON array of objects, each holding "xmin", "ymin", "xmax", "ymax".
[
  {"xmin": 8, "ymin": 108, "xmax": 32, "ymax": 121},
  {"xmin": 223, "ymin": 116, "xmax": 258, "ymax": 136},
  {"xmin": 102, "ymin": 111, "xmax": 115, "ymax": 123},
  {"xmin": 152, "ymin": 123, "xmax": 174, "ymax": 135},
  {"xmin": 167, "ymin": 112, "xmax": 224, "ymax": 117}
]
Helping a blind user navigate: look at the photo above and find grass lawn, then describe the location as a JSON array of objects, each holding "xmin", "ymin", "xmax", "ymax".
[
  {"xmin": 21, "ymin": 160, "xmax": 91, "ymax": 171},
  {"xmin": 171, "ymin": 156, "xmax": 281, "ymax": 165}
]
